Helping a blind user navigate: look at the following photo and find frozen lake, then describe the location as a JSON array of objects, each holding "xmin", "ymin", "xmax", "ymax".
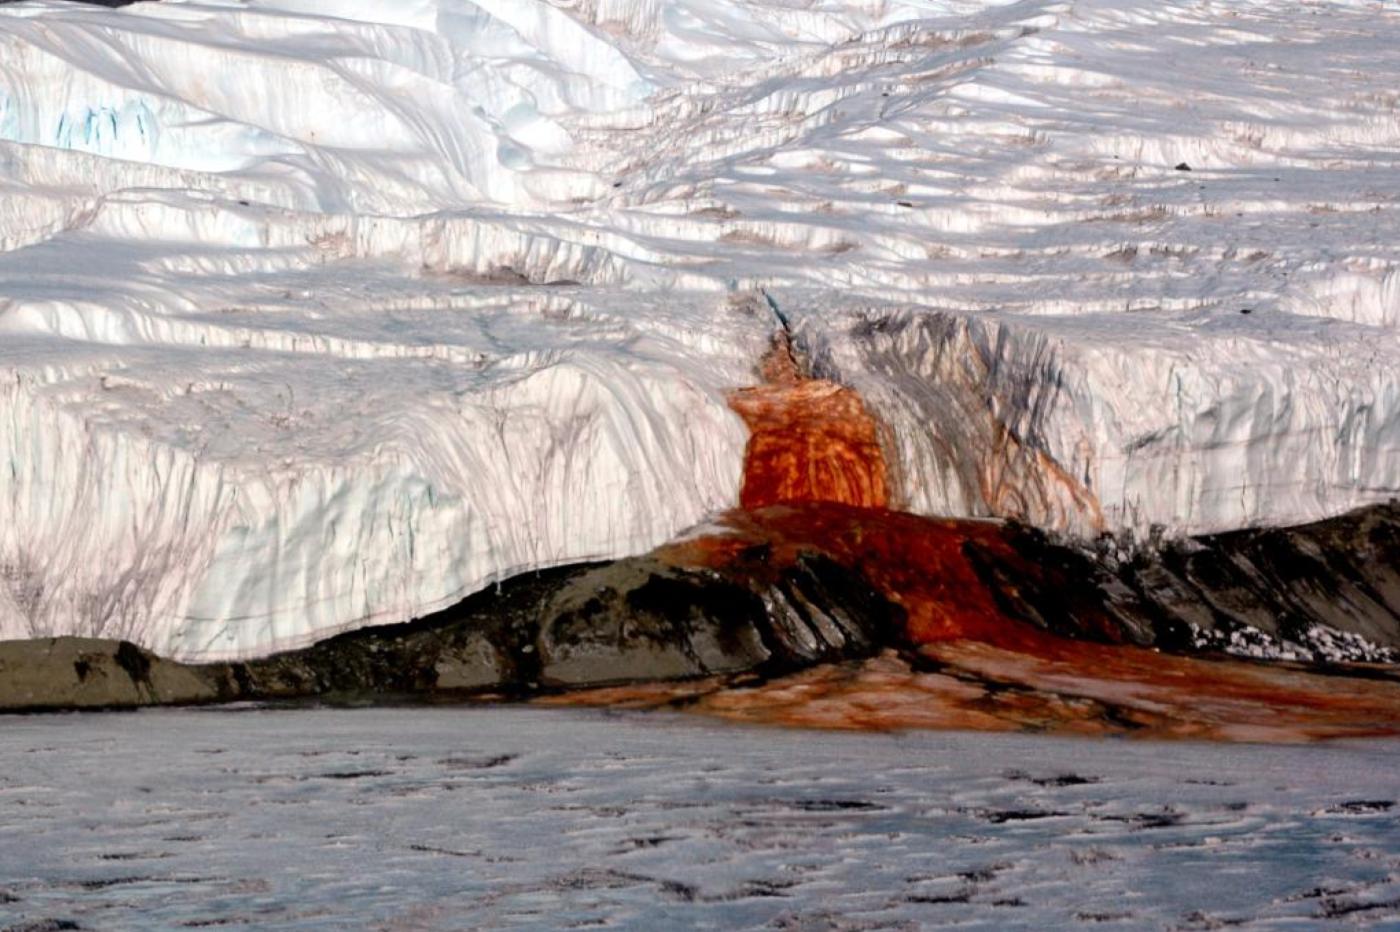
[{"xmin": 3, "ymin": 706, "xmax": 1400, "ymax": 929}]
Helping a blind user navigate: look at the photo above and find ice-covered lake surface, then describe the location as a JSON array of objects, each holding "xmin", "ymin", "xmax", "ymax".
[{"xmin": 3, "ymin": 707, "xmax": 1400, "ymax": 929}]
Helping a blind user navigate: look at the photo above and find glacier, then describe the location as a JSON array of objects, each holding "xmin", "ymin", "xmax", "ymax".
[{"xmin": 0, "ymin": 0, "xmax": 1398, "ymax": 659}]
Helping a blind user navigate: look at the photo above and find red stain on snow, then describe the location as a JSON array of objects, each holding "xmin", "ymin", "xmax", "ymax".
[
  {"xmin": 567, "ymin": 329, "xmax": 1400, "ymax": 741},
  {"xmin": 718, "ymin": 334, "xmax": 1041, "ymax": 647},
  {"xmin": 728, "ymin": 337, "xmax": 890, "ymax": 511}
]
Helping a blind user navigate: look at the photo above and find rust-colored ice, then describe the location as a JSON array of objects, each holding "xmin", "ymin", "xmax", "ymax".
[
  {"xmin": 549, "ymin": 334, "xmax": 1400, "ymax": 742},
  {"xmin": 718, "ymin": 335, "xmax": 1029, "ymax": 644},
  {"xmin": 545, "ymin": 646, "xmax": 1400, "ymax": 742},
  {"xmin": 658, "ymin": 504, "xmax": 1062, "ymax": 648},
  {"xmin": 728, "ymin": 336, "xmax": 890, "ymax": 510}
]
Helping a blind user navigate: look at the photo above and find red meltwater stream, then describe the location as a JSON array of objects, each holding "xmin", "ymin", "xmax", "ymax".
[{"xmin": 549, "ymin": 339, "xmax": 1400, "ymax": 741}]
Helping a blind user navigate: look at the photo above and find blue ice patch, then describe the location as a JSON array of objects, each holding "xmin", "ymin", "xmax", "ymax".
[
  {"xmin": 0, "ymin": 88, "xmax": 15, "ymax": 141},
  {"xmin": 50, "ymin": 98, "xmax": 157, "ymax": 161}
]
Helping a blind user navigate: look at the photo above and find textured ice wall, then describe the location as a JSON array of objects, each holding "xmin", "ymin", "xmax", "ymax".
[
  {"xmin": 795, "ymin": 302, "xmax": 1400, "ymax": 537},
  {"xmin": 0, "ymin": 287, "xmax": 761, "ymax": 659},
  {"xmin": 1, "ymin": 0, "xmax": 1398, "ymax": 656},
  {"xmin": 607, "ymin": 0, "xmax": 1400, "ymax": 536}
]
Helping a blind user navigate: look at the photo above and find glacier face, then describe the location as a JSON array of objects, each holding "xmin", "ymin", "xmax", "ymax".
[{"xmin": 0, "ymin": 0, "xmax": 1398, "ymax": 658}]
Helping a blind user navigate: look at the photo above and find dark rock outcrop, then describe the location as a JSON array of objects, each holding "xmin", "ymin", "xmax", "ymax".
[
  {"xmin": 1, "ymin": 501, "xmax": 1396, "ymax": 713},
  {"xmin": 1073, "ymin": 500, "xmax": 1400, "ymax": 659},
  {"xmin": 0, "ymin": 638, "xmax": 224, "ymax": 711},
  {"xmin": 0, "ymin": 548, "xmax": 900, "ymax": 711},
  {"xmin": 235, "ymin": 549, "xmax": 898, "ymax": 702}
]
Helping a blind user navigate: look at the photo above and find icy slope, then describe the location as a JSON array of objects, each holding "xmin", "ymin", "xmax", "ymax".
[{"xmin": 1, "ymin": 0, "xmax": 1398, "ymax": 658}]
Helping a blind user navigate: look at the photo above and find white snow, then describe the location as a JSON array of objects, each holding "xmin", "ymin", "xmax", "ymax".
[
  {"xmin": 1187, "ymin": 620, "xmax": 1399, "ymax": 666},
  {"xmin": 1, "ymin": 0, "xmax": 1398, "ymax": 657},
  {"xmin": 4, "ymin": 707, "xmax": 1400, "ymax": 928}
]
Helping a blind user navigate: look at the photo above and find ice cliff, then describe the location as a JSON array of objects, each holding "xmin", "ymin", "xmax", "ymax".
[{"xmin": 0, "ymin": 0, "xmax": 1397, "ymax": 658}]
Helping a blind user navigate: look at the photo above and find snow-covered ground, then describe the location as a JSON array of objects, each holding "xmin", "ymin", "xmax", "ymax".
[
  {"xmin": 1, "ymin": 0, "xmax": 1399, "ymax": 658},
  {"xmin": 3, "ymin": 706, "xmax": 1400, "ymax": 929}
]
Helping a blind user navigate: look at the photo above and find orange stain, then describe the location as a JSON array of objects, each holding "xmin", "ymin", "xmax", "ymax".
[
  {"xmin": 718, "ymin": 338, "xmax": 1087, "ymax": 648},
  {"xmin": 728, "ymin": 337, "xmax": 890, "ymax": 511},
  {"xmin": 639, "ymin": 501, "xmax": 1400, "ymax": 742},
  {"xmin": 720, "ymin": 334, "xmax": 1044, "ymax": 645},
  {"xmin": 660, "ymin": 504, "xmax": 1072, "ymax": 649},
  {"xmin": 545, "ymin": 645, "xmax": 1400, "ymax": 742},
  {"xmin": 597, "ymin": 333, "xmax": 1400, "ymax": 741}
]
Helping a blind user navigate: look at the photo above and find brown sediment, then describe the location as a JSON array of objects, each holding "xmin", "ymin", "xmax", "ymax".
[
  {"xmin": 551, "ymin": 334, "xmax": 1400, "ymax": 742},
  {"xmin": 715, "ymin": 333, "xmax": 1102, "ymax": 648},
  {"xmin": 917, "ymin": 638, "xmax": 1400, "ymax": 741},
  {"xmin": 543, "ymin": 642, "xmax": 1400, "ymax": 743},
  {"xmin": 646, "ymin": 501, "xmax": 1400, "ymax": 741},
  {"xmin": 658, "ymin": 504, "xmax": 1087, "ymax": 648}
]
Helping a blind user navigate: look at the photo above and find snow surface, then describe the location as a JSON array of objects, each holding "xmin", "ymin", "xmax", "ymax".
[
  {"xmin": 1188, "ymin": 620, "xmax": 1400, "ymax": 666},
  {"xmin": 1, "ymin": 0, "xmax": 1399, "ymax": 657},
  {"xmin": 3, "ymin": 706, "xmax": 1400, "ymax": 929}
]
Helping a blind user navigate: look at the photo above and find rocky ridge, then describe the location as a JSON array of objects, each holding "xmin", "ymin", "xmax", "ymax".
[{"xmin": 3, "ymin": 499, "xmax": 1398, "ymax": 738}]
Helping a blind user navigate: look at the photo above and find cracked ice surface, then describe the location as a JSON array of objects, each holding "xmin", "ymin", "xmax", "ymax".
[
  {"xmin": 1, "ymin": 0, "xmax": 1399, "ymax": 657},
  {"xmin": 4, "ymin": 708, "xmax": 1400, "ymax": 928}
]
